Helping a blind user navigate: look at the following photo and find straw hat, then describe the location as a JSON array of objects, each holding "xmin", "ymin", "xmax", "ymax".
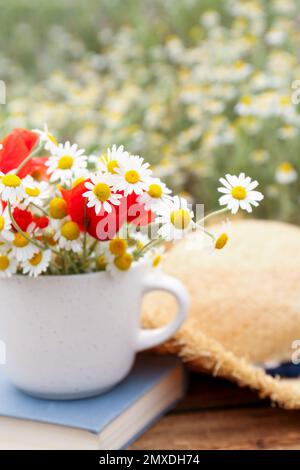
[{"xmin": 141, "ymin": 219, "xmax": 300, "ymax": 409}]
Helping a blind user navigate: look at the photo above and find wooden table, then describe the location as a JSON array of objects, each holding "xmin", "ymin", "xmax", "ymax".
[{"xmin": 130, "ymin": 373, "xmax": 300, "ymax": 450}]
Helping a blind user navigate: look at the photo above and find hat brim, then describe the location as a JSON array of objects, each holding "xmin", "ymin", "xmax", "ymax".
[
  {"xmin": 141, "ymin": 219, "xmax": 300, "ymax": 409},
  {"xmin": 142, "ymin": 318, "xmax": 300, "ymax": 409}
]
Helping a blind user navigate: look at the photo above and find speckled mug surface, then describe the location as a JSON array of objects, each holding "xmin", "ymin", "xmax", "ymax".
[{"xmin": 0, "ymin": 265, "xmax": 188, "ymax": 399}]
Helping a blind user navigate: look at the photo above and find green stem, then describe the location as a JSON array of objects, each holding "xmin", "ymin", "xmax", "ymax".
[
  {"xmin": 30, "ymin": 202, "xmax": 49, "ymax": 217},
  {"xmin": 8, "ymin": 202, "xmax": 45, "ymax": 251},
  {"xmin": 197, "ymin": 208, "xmax": 229, "ymax": 225},
  {"xmin": 15, "ymin": 144, "xmax": 43, "ymax": 175},
  {"xmin": 136, "ymin": 238, "xmax": 163, "ymax": 258},
  {"xmin": 88, "ymin": 239, "xmax": 98, "ymax": 256},
  {"xmin": 196, "ymin": 225, "xmax": 215, "ymax": 241}
]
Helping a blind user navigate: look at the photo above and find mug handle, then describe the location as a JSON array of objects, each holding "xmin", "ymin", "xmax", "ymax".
[{"xmin": 136, "ymin": 273, "xmax": 189, "ymax": 352}]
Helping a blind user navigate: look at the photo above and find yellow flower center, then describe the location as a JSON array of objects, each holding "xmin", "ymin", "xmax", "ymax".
[
  {"xmin": 57, "ymin": 155, "xmax": 74, "ymax": 170},
  {"xmin": 231, "ymin": 186, "xmax": 247, "ymax": 200},
  {"xmin": 0, "ymin": 216, "xmax": 5, "ymax": 232},
  {"xmin": 278, "ymin": 162, "xmax": 294, "ymax": 173},
  {"xmin": 13, "ymin": 232, "xmax": 29, "ymax": 248},
  {"xmin": 280, "ymin": 96, "xmax": 290, "ymax": 107},
  {"xmin": 48, "ymin": 132, "xmax": 58, "ymax": 146},
  {"xmin": 125, "ymin": 170, "xmax": 140, "ymax": 184},
  {"xmin": 50, "ymin": 198, "xmax": 68, "ymax": 219},
  {"xmin": 72, "ymin": 177, "xmax": 85, "ymax": 188},
  {"xmin": 234, "ymin": 60, "xmax": 245, "ymax": 70},
  {"xmin": 240, "ymin": 95, "xmax": 252, "ymax": 106},
  {"xmin": 0, "ymin": 255, "xmax": 9, "ymax": 271},
  {"xmin": 148, "ymin": 184, "xmax": 163, "ymax": 199},
  {"xmin": 25, "ymin": 186, "xmax": 40, "ymax": 197},
  {"xmin": 107, "ymin": 160, "xmax": 119, "ymax": 174},
  {"xmin": 170, "ymin": 209, "xmax": 191, "ymax": 230},
  {"xmin": 61, "ymin": 221, "xmax": 80, "ymax": 240},
  {"xmin": 114, "ymin": 253, "xmax": 133, "ymax": 271},
  {"xmin": 93, "ymin": 182, "xmax": 111, "ymax": 202},
  {"xmin": 215, "ymin": 233, "xmax": 229, "ymax": 250},
  {"xmin": 152, "ymin": 254, "xmax": 161, "ymax": 267},
  {"xmin": 1, "ymin": 174, "xmax": 21, "ymax": 188},
  {"xmin": 109, "ymin": 239, "xmax": 127, "ymax": 256},
  {"xmin": 44, "ymin": 235, "xmax": 57, "ymax": 246},
  {"xmin": 29, "ymin": 252, "xmax": 43, "ymax": 266},
  {"xmin": 97, "ymin": 255, "xmax": 107, "ymax": 270}
]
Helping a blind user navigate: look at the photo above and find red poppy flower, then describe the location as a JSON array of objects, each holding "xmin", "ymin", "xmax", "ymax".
[
  {"xmin": 127, "ymin": 192, "xmax": 153, "ymax": 226},
  {"xmin": 12, "ymin": 207, "xmax": 33, "ymax": 232},
  {"xmin": 33, "ymin": 215, "xmax": 49, "ymax": 229},
  {"xmin": 61, "ymin": 182, "xmax": 128, "ymax": 241},
  {"xmin": 0, "ymin": 128, "xmax": 48, "ymax": 179}
]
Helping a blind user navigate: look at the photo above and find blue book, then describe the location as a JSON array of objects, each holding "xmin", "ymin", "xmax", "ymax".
[{"xmin": 0, "ymin": 354, "xmax": 185, "ymax": 450}]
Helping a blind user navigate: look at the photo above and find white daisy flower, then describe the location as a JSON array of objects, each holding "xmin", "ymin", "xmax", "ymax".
[
  {"xmin": 275, "ymin": 162, "xmax": 298, "ymax": 185},
  {"xmin": 46, "ymin": 141, "xmax": 87, "ymax": 184},
  {"xmin": 218, "ymin": 173, "xmax": 264, "ymax": 214},
  {"xmin": 11, "ymin": 231, "xmax": 40, "ymax": 262},
  {"xmin": 137, "ymin": 178, "xmax": 172, "ymax": 211},
  {"xmin": 116, "ymin": 155, "xmax": 152, "ymax": 195},
  {"xmin": 206, "ymin": 220, "xmax": 231, "ymax": 254},
  {"xmin": 0, "ymin": 205, "xmax": 13, "ymax": 242},
  {"xmin": 83, "ymin": 172, "xmax": 122, "ymax": 214},
  {"xmin": 95, "ymin": 247, "xmax": 114, "ymax": 272},
  {"xmin": 155, "ymin": 196, "xmax": 195, "ymax": 241},
  {"xmin": 33, "ymin": 124, "xmax": 58, "ymax": 152},
  {"xmin": 98, "ymin": 144, "xmax": 129, "ymax": 174},
  {"xmin": 0, "ymin": 173, "xmax": 25, "ymax": 205},
  {"xmin": 106, "ymin": 251, "xmax": 135, "ymax": 278},
  {"xmin": 21, "ymin": 175, "xmax": 50, "ymax": 208},
  {"xmin": 54, "ymin": 218, "xmax": 82, "ymax": 253},
  {"xmin": 21, "ymin": 249, "xmax": 52, "ymax": 277},
  {"xmin": 0, "ymin": 252, "xmax": 17, "ymax": 277},
  {"xmin": 144, "ymin": 245, "xmax": 165, "ymax": 268}
]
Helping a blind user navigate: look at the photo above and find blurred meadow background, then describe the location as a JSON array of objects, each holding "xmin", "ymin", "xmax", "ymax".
[{"xmin": 1, "ymin": 0, "xmax": 300, "ymax": 222}]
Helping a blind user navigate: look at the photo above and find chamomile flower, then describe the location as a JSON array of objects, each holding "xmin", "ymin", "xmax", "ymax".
[
  {"xmin": 83, "ymin": 172, "xmax": 122, "ymax": 214},
  {"xmin": 218, "ymin": 173, "xmax": 264, "ymax": 214},
  {"xmin": 0, "ymin": 252, "xmax": 17, "ymax": 277},
  {"xmin": 206, "ymin": 220, "xmax": 231, "ymax": 253},
  {"xmin": 0, "ymin": 173, "xmax": 25, "ymax": 205},
  {"xmin": 275, "ymin": 162, "xmax": 298, "ymax": 185},
  {"xmin": 46, "ymin": 141, "xmax": 87, "ymax": 184},
  {"xmin": 149, "ymin": 246, "xmax": 165, "ymax": 268},
  {"xmin": 33, "ymin": 124, "xmax": 58, "ymax": 152},
  {"xmin": 106, "ymin": 251, "xmax": 134, "ymax": 278},
  {"xmin": 0, "ymin": 206, "xmax": 13, "ymax": 242},
  {"xmin": 107, "ymin": 238, "xmax": 128, "ymax": 256},
  {"xmin": 21, "ymin": 249, "xmax": 51, "ymax": 277},
  {"xmin": 116, "ymin": 155, "xmax": 152, "ymax": 195},
  {"xmin": 98, "ymin": 144, "xmax": 129, "ymax": 174},
  {"xmin": 54, "ymin": 218, "xmax": 82, "ymax": 253},
  {"xmin": 21, "ymin": 175, "xmax": 50, "ymax": 208},
  {"xmin": 137, "ymin": 178, "xmax": 172, "ymax": 211},
  {"xmin": 95, "ymin": 248, "xmax": 113, "ymax": 272},
  {"xmin": 235, "ymin": 95, "xmax": 254, "ymax": 115},
  {"xmin": 11, "ymin": 231, "xmax": 40, "ymax": 262},
  {"xmin": 156, "ymin": 196, "xmax": 195, "ymax": 241}
]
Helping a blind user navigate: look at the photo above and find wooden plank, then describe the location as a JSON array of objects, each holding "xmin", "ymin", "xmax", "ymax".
[{"xmin": 130, "ymin": 407, "xmax": 300, "ymax": 450}]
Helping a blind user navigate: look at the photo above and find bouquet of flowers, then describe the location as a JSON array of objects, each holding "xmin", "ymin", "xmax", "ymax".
[{"xmin": 0, "ymin": 127, "xmax": 264, "ymax": 277}]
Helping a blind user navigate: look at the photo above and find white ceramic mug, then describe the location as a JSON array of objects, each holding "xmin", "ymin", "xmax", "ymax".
[{"xmin": 0, "ymin": 265, "xmax": 188, "ymax": 399}]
